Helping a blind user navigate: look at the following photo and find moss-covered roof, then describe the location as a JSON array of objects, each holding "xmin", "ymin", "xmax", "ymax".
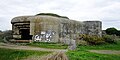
[{"xmin": 36, "ymin": 13, "xmax": 69, "ymax": 19}]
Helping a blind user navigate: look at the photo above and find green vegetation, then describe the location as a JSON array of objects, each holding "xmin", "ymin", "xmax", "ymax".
[
  {"xmin": 2, "ymin": 30, "xmax": 12, "ymax": 41},
  {"xmin": 105, "ymin": 27, "xmax": 120, "ymax": 36},
  {"xmin": 106, "ymin": 27, "xmax": 118, "ymax": 35},
  {"xmin": 78, "ymin": 34, "xmax": 119, "ymax": 45},
  {"xmin": 78, "ymin": 34, "xmax": 105, "ymax": 45},
  {"xmin": 67, "ymin": 50, "xmax": 120, "ymax": 60},
  {"xmin": 0, "ymin": 30, "xmax": 12, "ymax": 42},
  {"xmin": 68, "ymin": 30, "xmax": 120, "ymax": 60},
  {"xmin": 103, "ymin": 35, "xmax": 118, "ymax": 44},
  {"xmin": 0, "ymin": 48, "xmax": 50, "ymax": 60},
  {"xmin": 66, "ymin": 41, "xmax": 120, "ymax": 60},
  {"xmin": 36, "ymin": 13, "xmax": 69, "ymax": 19},
  {"xmin": 27, "ymin": 42, "xmax": 68, "ymax": 49},
  {"xmin": 78, "ymin": 40, "xmax": 120, "ymax": 50}
]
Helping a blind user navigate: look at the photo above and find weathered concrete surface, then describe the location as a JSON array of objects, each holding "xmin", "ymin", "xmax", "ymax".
[
  {"xmin": 83, "ymin": 21, "xmax": 102, "ymax": 37},
  {"xmin": 68, "ymin": 40, "xmax": 76, "ymax": 50},
  {"xmin": 11, "ymin": 14, "xmax": 102, "ymax": 44}
]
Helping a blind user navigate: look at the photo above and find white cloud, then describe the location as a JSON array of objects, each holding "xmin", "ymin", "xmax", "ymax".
[{"xmin": 0, "ymin": 0, "xmax": 120, "ymax": 30}]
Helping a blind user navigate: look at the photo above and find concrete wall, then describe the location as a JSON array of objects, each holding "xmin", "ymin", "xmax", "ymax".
[
  {"xmin": 83, "ymin": 21, "xmax": 102, "ymax": 37},
  {"xmin": 11, "ymin": 15, "xmax": 102, "ymax": 43}
]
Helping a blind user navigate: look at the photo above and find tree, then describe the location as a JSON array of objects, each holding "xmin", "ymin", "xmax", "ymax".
[
  {"xmin": 105, "ymin": 27, "xmax": 118, "ymax": 35},
  {"xmin": 0, "ymin": 30, "xmax": 2, "ymax": 33},
  {"xmin": 116, "ymin": 31, "xmax": 120, "ymax": 36}
]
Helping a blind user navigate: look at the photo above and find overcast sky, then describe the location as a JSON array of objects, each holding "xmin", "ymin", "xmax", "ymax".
[{"xmin": 0, "ymin": 0, "xmax": 120, "ymax": 31}]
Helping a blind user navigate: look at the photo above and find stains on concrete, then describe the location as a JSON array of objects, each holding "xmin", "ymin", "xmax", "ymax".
[{"xmin": 11, "ymin": 14, "xmax": 102, "ymax": 44}]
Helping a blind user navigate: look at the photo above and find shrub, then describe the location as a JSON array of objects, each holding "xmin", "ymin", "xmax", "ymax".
[
  {"xmin": 77, "ymin": 40, "xmax": 88, "ymax": 46},
  {"xmin": 105, "ymin": 27, "xmax": 120, "ymax": 36},
  {"xmin": 103, "ymin": 35, "xmax": 117, "ymax": 44},
  {"xmin": 0, "ymin": 30, "xmax": 13, "ymax": 42},
  {"xmin": 77, "ymin": 34, "xmax": 119, "ymax": 45},
  {"xmin": 78, "ymin": 34, "xmax": 105, "ymax": 45}
]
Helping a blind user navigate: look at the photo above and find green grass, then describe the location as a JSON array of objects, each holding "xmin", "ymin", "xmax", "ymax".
[
  {"xmin": 78, "ymin": 40, "xmax": 120, "ymax": 50},
  {"xmin": 67, "ymin": 50, "xmax": 120, "ymax": 60},
  {"xmin": 0, "ymin": 48, "xmax": 50, "ymax": 60},
  {"xmin": 27, "ymin": 42, "xmax": 68, "ymax": 49},
  {"xmin": 66, "ymin": 41, "xmax": 120, "ymax": 60}
]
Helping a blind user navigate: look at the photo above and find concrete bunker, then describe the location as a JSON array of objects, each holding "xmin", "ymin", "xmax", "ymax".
[
  {"xmin": 11, "ymin": 16, "xmax": 33, "ymax": 40},
  {"xmin": 11, "ymin": 13, "xmax": 102, "ymax": 43}
]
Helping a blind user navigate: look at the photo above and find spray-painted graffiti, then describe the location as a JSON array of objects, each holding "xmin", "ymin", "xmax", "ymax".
[{"xmin": 34, "ymin": 30, "xmax": 55, "ymax": 42}]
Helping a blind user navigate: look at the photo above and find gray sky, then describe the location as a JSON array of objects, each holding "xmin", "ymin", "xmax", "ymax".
[{"xmin": 0, "ymin": 0, "xmax": 120, "ymax": 31}]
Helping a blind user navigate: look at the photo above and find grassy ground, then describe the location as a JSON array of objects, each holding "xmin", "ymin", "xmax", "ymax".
[
  {"xmin": 27, "ymin": 42, "xmax": 68, "ymax": 49},
  {"xmin": 0, "ymin": 48, "xmax": 50, "ymax": 60},
  {"xmin": 67, "ymin": 50, "xmax": 120, "ymax": 60},
  {"xmin": 66, "ymin": 41, "xmax": 120, "ymax": 60},
  {"xmin": 78, "ymin": 41, "xmax": 120, "ymax": 50}
]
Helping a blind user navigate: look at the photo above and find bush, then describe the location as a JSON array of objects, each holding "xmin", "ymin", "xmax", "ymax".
[
  {"xmin": 105, "ymin": 27, "xmax": 120, "ymax": 36},
  {"xmin": 77, "ymin": 40, "xmax": 88, "ymax": 46},
  {"xmin": 77, "ymin": 34, "xmax": 119, "ymax": 45},
  {"xmin": 78, "ymin": 34, "xmax": 105, "ymax": 45},
  {"xmin": 0, "ymin": 30, "xmax": 13, "ymax": 42},
  {"xmin": 103, "ymin": 35, "xmax": 117, "ymax": 44}
]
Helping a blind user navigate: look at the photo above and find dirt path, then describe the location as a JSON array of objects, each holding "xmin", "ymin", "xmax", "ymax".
[
  {"xmin": 89, "ymin": 50, "xmax": 120, "ymax": 55},
  {"xmin": 0, "ymin": 43, "xmax": 67, "ymax": 52},
  {"xmin": 0, "ymin": 43, "xmax": 68, "ymax": 60}
]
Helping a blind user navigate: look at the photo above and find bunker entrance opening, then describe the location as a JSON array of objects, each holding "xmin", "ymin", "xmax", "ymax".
[{"xmin": 20, "ymin": 29, "xmax": 32, "ymax": 40}]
